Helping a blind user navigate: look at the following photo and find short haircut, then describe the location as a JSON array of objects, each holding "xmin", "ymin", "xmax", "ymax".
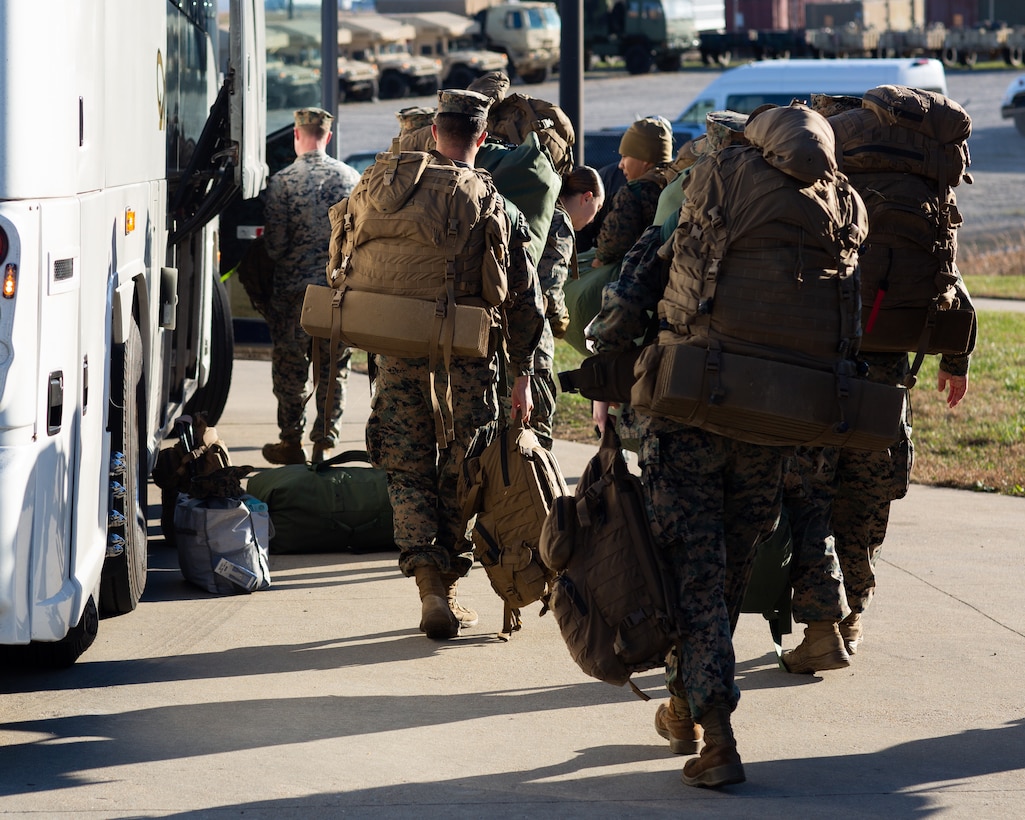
[{"xmin": 434, "ymin": 112, "xmax": 485, "ymax": 153}]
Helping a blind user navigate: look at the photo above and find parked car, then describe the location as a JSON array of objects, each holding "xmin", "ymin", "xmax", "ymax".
[{"xmin": 1000, "ymin": 73, "xmax": 1025, "ymax": 136}]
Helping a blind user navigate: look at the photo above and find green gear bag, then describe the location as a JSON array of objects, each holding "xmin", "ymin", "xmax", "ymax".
[
  {"xmin": 562, "ymin": 248, "xmax": 621, "ymax": 357},
  {"xmin": 245, "ymin": 451, "xmax": 396, "ymax": 555},
  {"xmin": 477, "ymin": 133, "xmax": 560, "ymax": 268}
]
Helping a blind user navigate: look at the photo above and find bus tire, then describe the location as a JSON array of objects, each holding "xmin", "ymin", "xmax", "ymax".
[
  {"xmin": 100, "ymin": 318, "xmax": 148, "ymax": 616},
  {"xmin": 29, "ymin": 596, "xmax": 100, "ymax": 668}
]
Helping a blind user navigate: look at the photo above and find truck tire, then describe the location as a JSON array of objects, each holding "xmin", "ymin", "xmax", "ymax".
[
  {"xmin": 520, "ymin": 67, "xmax": 549, "ymax": 84},
  {"xmin": 960, "ymin": 50, "xmax": 978, "ymax": 68},
  {"xmin": 379, "ymin": 72, "xmax": 409, "ymax": 100},
  {"xmin": 656, "ymin": 53, "xmax": 682, "ymax": 72},
  {"xmin": 99, "ymin": 318, "xmax": 148, "ymax": 616},
  {"xmin": 32, "ymin": 596, "xmax": 99, "ymax": 668},
  {"xmin": 446, "ymin": 65, "xmax": 477, "ymax": 89},
  {"xmin": 624, "ymin": 44, "xmax": 653, "ymax": 75},
  {"xmin": 942, "ymin": 46, "xmax": 959, "ymax": 67},
  {"xmin": 1006, "ymin": 46, "xmax": 1024, "ymax": 68}
]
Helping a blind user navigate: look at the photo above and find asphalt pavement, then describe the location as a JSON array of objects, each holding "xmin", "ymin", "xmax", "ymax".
[{"xmin": 0, "ymin": 355, "xmax": 1022, "ymax": 818}]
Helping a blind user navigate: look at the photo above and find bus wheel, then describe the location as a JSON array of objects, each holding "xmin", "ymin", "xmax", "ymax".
[
  {"xmin": 28, "ymin": 596, "xmax": 100, "ymax": 668},
  {"xmin": 100, "ymin": 318, "xmax": 148, "ymax": 616},
  {"xmin": 184, "ymin": 272, "xmax": 234, "ymax": 425}
]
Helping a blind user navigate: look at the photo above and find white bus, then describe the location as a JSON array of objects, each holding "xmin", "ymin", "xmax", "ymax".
[{"xmin": 0, "ymin": 0, "xmax": 267, "ymax": 665}]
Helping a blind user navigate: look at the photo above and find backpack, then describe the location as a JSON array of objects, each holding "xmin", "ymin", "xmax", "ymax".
[
  {"xmin": 321, "ymin": 150, "xmax": 511, "ymax": 447},
  {"xmin": 539, "ymin": 426, "xmax": 679, "ymax": 698},
  {"xmin": 486, "ymin": 92, "xmax": 576, "ymax": 175},
  {"xmin": 459, "ymin": 420, "xmax": 568, "ymax": 638},
  {"xmin": 660, "ymin": 142, "xmax": 867, "ymax": 370},
  {"xmin": 829, "ymin": 85, "xmax": 972, "ymax": 189},
  {"xmin": 151, "ymin": 413, "xmax": 232, "ymax": 549},
  {"xmin": 851, "ymin": 170, "xmax": 976, "ymax": 374}
]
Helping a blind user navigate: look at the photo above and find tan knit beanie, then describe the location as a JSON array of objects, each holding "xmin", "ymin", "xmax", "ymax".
[{"xmin": 618, "ymin": 116, "xmax": 673, "ymax": 164}]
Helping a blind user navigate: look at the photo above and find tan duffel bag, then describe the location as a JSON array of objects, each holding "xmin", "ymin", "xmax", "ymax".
[
  {"xmin": 300, "ymin": 284, "xmax": 492, "ymax": 359},
  {"xmin": 631, "ymin": 341, "xmax": 907, "ymax": 451}
]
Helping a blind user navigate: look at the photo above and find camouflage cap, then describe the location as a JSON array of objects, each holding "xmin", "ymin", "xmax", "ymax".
[
  {"xmin": 437, "ymin": 88, "xmax": 492, "ymax": 119},
  {"xmin": 809, "ymin": 93, "xmax": 863, "ymax": 118},
  {"xmin": 467, "ymin": 70, "xmax": 511, "ymax": 102},
  {"xmin": 294, "ymin": 107, "xmax": 333, "ymax": 128},
  {"xmin": 618, "ymin": 115, "xmax": 673, "ymax": 164},
  {"xmin": 704, "ymin": 110, "xmax": 749, "ymax": 152},
  {"xmin": 396, "ymin": 105, "xmax": 436, "ymax": 135}
]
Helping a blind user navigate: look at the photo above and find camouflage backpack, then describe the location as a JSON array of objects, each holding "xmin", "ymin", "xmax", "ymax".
[
  {"xmin": 486, "ymin": 93, "xmax": 576, "ymax": 175},
  {"xmin": 459, "ymin": 420, "xmax": 568, "ymax": 639}
]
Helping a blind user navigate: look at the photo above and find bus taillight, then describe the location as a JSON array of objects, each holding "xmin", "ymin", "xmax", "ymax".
[{"xmin": 2, "ymin": 265, "xmax": 15, "ymax": 299}]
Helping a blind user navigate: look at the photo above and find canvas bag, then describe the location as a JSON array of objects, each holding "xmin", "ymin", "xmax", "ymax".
[
  {"xmin": 459, "ymin": 421, "xmax": 568, "ymax": 638},
  {"xmin": 174, "ymin": 495, "xmax": 272, "ymax": 595},
  {"xmin": 486, "ymin": 92, "xmax": 576, "ymax": 175},
  {"xmin": 246, "ymin": 450, "xmax": 395, "ymax": 555},
  {"xmin": 539, "ymin": 426, "xmax": 679, "ymax": 698},
  {"xmin": 151, "ymin": 413, "xmax": 232, "ymax": 549}
]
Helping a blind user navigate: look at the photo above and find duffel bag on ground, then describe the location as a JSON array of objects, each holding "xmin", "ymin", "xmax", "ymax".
[
  {"xmin": 174, "ymin": 495, "xmax": 272, "ymax": 595},
  {"xmin": 246, "ymin": 450, "xmax": 396, "ymax": 554}
]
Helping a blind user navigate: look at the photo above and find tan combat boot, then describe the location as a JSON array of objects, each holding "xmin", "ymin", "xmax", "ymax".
[
  {"xmin": 262, "ymin": 439, "xmax": 306, "ymax": 465},
  {"xmin": 414, "ymin": 566, "xmax": 460, "ymax": 640},
  {"xmin": 839, "ymin": 612, "xmax": 863, "ymax": 655},
  {"xmin": 442, "ymin": 573, "xmax": 479, "ymax": 628},
  {"xmin": 682, "ymin": 707, "xmax": 745, "ymax": 789},
  {"xmin": 655, "ymin": 696, "xmax": 703, "ymax": 755},
  {"xmin": 782, "ymin": 621, "xmax": 851, "ymax": 674}
]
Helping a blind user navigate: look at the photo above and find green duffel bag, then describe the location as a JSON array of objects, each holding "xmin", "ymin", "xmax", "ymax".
[
  {"xmin": 245, "ymin": 451, "xmax": 396, "ymax": 554},
  {"xmin": 477, "ymin": 133, "xmax": 559, "ymax": 267},
  {"xmin": 562, "ymin": 249, "xmax": 621, "ymax": 357}
]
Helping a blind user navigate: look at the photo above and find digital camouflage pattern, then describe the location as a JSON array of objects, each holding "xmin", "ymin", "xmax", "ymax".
[
  {"xmin": 535, "ymin": 204, "xmax": 575, "ymax": 370},
  {"xmin": 366, "ymin": 354, "xmax": 498, "ymax": 577},
  {"xmin": 594, "ymin": 164, "xmax": 677, "ymax": 267},
  {"xmin": 263, "ymin": 149, "xmax": 361, "ymax": 445},
  {"xmin": 294, "ymin": 107, "xmax": 333, "ymax": 128},
  {"xmin": 647, "ymin": 422, "xmax": 783, "ymax": 718},
  {"xmin": 437, "ymin": 88, "xmax": 491, "ymax": 118},
  {"xmin": 396, "ymin": 105, "xmax": 435, "ymax": 135},
  {"xmin": 587, "ymin": 225, "xmax": 783, "ymax": 721},
  {"xmin": 782, "ymin": 447, "xmax": 849, "ymax": 624}
]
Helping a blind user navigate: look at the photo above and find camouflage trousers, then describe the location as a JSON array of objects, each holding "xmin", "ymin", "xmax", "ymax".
[
  {"xmin": 833, "ymin": 352, "xmax": 911, "ymax": 615},
  {"xmin": 787, "ymin": 353, "xmax": 910, "ymax": 618},
  {"xmin": 638, "ymin": 417, "xmax": 783, "ymax": 720},
  {"xmin": 501, "ymin": 369, "xmax": 558, "ymax": 450},
  {"xmin": 366, "ymin": 353, "xmax": 499, "ymax": 577},
  {"xmin": 265, "ymin": 291, "xmax": 350, "ymax": 445},
  {"xmin": 784, "ymin": 448, "xmax": 849, "ymax": 624}
]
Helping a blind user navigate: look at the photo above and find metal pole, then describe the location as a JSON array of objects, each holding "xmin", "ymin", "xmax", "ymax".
[
  {"xmin": 322, "ymin": 0, "xmax": 340, "ymax": 158},
  {"xmin": 559, "ymin": 0, "xmax": 585, "ymax": 167}
]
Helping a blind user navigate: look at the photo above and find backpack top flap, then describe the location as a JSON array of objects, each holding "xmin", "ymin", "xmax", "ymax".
[
  {"xmin": 862, "ymin": 84, "xmax": 972, "ymax": 144},
  {"xmin": 360, "ymin": 151, "xmax": 431, "ymax": 214},
  {"xmin": 744, "ymin": 103, "xmax": 838, "ymax": 185}
]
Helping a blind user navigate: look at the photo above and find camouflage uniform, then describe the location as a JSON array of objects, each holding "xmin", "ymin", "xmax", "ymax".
[
  {"xmin": 587, "ymin": 235, "xmax": 784, "ymax": 722},
  {"xmin": 365, "ymin": 90, "xmax": 545, "ymax": 579},
  {"xmin": 528, "ymin": 204, "xmax": 575, "ymax": 449},
  {"xmin": 594, "ymin": 164, "xmax": 676, "ymax": 267},
  {"xmin": 263, "ymin": 113, "xmax": 361, "ymax": 448}
]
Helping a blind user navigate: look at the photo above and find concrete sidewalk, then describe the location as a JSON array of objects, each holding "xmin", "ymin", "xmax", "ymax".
[{"xmin": 1, "ymin": 358, "xmax": 1023, "ymax": 818}]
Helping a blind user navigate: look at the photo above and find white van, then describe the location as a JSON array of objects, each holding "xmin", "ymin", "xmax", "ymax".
[{"xmin": 672, "ymin": 57, "xmax": 949, "ymax": 141}]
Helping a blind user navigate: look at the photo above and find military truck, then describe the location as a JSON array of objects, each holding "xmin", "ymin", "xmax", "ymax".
[
  {"xmin": 376, "ymin": 0, "xmax": 560, "ymax": 85},
  {"xmin": 383, "ymin": 10, "xmax": 509, "ymax": 88},
  {"xmin": 338, "ymin": 13, "xmax": 442, "ymax": 99},
  {"xmin": 266, "ymin": 14, "xmax": 378, "ymax": 104},
  {"xmin": 583, "ymin": 0, "xmax": 697, "ymax": 74}
]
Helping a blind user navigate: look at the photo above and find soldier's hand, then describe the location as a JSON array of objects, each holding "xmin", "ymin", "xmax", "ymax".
[
  {"xmin": 937, "ymin": 369, "xmax": 968, "ymax": 408},
  {"xmin": 511, "ymin": 375, "xmax": 533, "ymax": 424}
]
